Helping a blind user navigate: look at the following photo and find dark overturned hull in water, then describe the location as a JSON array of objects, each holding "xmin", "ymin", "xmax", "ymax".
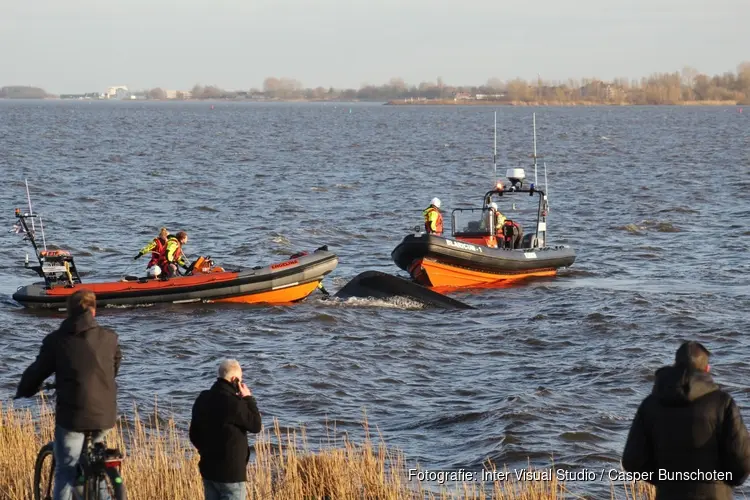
[
  {"xmin": 13, "ymin": 250, "xmax": 339, "ymax": 309},
  {"xmin": 391, "ymin": 233, "xmax": 576, "ymax": 289},
  {"xmin": 333, "ymin": 270, "xmax": 474, "ymax": 309}
]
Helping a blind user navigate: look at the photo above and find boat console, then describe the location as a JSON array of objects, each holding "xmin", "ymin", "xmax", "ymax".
[{"xmin": 15, "ymin": 209, "xmax": 82, "ymax": 288}]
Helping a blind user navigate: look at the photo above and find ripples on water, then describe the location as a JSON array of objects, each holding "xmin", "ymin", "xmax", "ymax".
[{"xmin": 1, "ymin": 102, "xmax": 748, "ymax": 495}]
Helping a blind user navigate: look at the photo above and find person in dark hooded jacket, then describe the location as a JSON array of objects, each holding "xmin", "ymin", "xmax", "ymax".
[
  {"xmin": 15, "ymin": 289, "xmax": 122, "ymax": 500},
  {"xmin": 622, "ymin": 341, "xmax": 750, "ymax": 500}
]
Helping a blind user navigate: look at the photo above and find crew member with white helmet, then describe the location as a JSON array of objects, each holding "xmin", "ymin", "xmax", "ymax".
[
  {"xmin": 489, "ymin": 200, "xmax": 523, "ymax": 248},
  {"xmin": 488, "ymin": 202, "xmax": 506, "ymax": 231},
  {"xmin": 423, "ymin": 197, "xmax": 443, "ymax": 235}
]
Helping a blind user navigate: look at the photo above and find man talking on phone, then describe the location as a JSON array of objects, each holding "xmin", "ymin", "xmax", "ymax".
[{"xmin": 189, "ymin": 359, "xmax": 262, "ymax": 500}]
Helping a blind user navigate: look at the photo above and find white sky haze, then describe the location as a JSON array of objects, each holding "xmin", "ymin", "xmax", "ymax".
[{"xmin": 1, "ymin": 0, "xmax": 747, "ymax": 93}]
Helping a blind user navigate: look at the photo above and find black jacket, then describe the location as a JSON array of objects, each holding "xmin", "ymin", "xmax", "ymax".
[
  {"xmin": 16, "ymin": 311, "xmax": 122, "ymax": 431},
  {"xmin": 623, "ymin": 365, "xmax": 750, "ymax": 500},
  {"xmin": 189, "ymin": 378, "xmax": 263, "ymax": 483}
]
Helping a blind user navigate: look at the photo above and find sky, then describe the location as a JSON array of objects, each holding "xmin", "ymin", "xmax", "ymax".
[{"xmin": 1, "ymin": 0, "xmax": 748, "ymax": 94}]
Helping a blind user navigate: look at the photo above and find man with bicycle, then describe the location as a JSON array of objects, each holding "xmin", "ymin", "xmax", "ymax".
[{"xmin": 15, "ymin": 289, "xmax": 122, "ymax": 500}]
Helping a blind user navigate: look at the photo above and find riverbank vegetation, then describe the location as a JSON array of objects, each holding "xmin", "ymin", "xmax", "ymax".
[
  {"xmin": 0, "ymin": 86, "xmax": 49, "ymax": 99},
  {"xmin": 0, "ymin": 399, "xmax": 655, "ymax": 499},
  {"xmin": 3, "ymin": 62, "xmax": 749, "ymax": 106},
  {"xmin": 168, "ymin": 63, "xmax": 750, "ymax": 105}
]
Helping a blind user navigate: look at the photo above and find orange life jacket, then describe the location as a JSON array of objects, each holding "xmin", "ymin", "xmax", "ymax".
[{"xmin": 147, "ymin": 237, "xmax": 167, "ymax": 269}]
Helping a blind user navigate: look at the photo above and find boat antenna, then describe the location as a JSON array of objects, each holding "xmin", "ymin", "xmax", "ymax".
[
  {"xmin": 39, "ymin": 216, "xmax": 47, "ymax": 250},
  {"xmin": 532, "ymin": 113, "xmax": 538, "ymax": 186},
  {"xmin": 25, "ymin": 179, "xmax": 36, "ymax": 234},
  {"xmin": 544, "ymin": 161, "xmax": 550, "ymax": 241},
  {"xmin": 25, "ymin": 179, "xmax": 46, "ymax": 250},
  {"xmin": 493, "ymin": 111, "xmax": 497, "ymax": 182}
]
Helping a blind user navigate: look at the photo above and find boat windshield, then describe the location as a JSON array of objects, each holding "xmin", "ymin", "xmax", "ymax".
[{"xmin": 451, "ymin": 208, "xmax": 494, "ymax": 237}]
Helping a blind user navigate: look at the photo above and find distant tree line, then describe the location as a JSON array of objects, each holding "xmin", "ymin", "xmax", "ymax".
[
  {"xmin": 0, "ymin": 86, "xmax": 49, "ymax": 99},
  {"xmin": 4, "ymin": 63, "xmax": 750, "ymax": 104},
  {"xmin": 164, "ymin": 63, "xmax": 749, "ymax": 104}
]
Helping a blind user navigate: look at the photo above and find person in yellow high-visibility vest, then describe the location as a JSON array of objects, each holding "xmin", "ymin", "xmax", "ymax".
[
  {"xmin": 489, "ymin": 202, "xmax": 506, "ymax": 234},
  {"xmin": 164, "ymin": 231, "xmax": 190, "ymax": 277},
  {"xmin": 422, "ymin": 198, "xmax": 443, "ymax": 235}
]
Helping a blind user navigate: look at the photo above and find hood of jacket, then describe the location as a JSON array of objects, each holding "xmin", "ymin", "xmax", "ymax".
[
  {"xmin": 59, "ymin": 310, "xmax": 99, "ymax": 336},
  {"xmin": 652, "ymin": 364, "xmax": 718, "ymax": 404}
]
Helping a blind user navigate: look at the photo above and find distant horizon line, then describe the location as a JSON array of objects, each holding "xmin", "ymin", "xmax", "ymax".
[{"xmin": 3, "ymin": 61, "xmax": 749, "ymax": 95}]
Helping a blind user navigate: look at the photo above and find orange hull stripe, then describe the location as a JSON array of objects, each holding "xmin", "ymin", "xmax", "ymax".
[
  {"xmin": 415, "ymin": 258, "xmax": 557, "ymax": 289},
  {"xmin": 211, "ymin": 281, "xmax": 320, "ymax": 305},
  {"xmin": 45, "ymin": 272, "xmax": 242, "ymax": 296}
]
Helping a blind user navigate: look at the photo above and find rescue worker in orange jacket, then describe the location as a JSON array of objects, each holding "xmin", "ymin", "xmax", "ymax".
[
  {"xmin": 423, "ymin": 198, "xmax": 443, "ymax": 235},
  {"xmin": 134, "ymin": 227, "xmax": 170, "ymax": 272},
  {"xmin": 163, "ymin": 231, "xmax": 190, "ymax": 277}
]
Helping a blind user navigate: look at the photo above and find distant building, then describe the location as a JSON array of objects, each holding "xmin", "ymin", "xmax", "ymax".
[
  {"xmin": 165, "ymin": 90, "xmax": 192, "ymax": 99},
  {"xmin": 579, "ymin": 81, "xmax": 621, "ymax": 100},
  {"xmin": 475, "ymin": 93, "xmax": 506, "ymax": 100},
  {"xmin": 454, "ymin": 92, "xmax": 473, "ymax": 100},
  {"xmin": 60, "ymin": 92, "xmax": 103, "ymax": 100},
  {"xmin": 105, "ymin": 86, "xmax": 129, "ymax": 99}
]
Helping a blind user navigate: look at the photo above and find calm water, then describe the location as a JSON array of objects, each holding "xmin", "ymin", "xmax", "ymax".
[{"xmin": 1, "ymin": 101, "xmax": 749, "ymax": 496}]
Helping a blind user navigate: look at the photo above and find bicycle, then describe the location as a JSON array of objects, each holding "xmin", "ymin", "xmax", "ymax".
[{"xmin": 32, "ymin": 383, "xmax": 127, "ymax": 500}]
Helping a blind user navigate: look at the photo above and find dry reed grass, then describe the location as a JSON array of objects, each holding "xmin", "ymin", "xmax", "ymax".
[{"xmin": 0, "ymin": 398, "xmax": 655, "ymax": 500}]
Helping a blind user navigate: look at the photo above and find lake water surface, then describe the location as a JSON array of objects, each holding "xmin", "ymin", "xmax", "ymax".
[{"xmin": 1, "ymin": 101, "xmax": 748, "ymax": 497}]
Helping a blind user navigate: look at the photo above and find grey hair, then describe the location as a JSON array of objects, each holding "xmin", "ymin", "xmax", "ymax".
[{"xmin": 218, "ymin": 359, "xmax": 242, "ymax": 380}]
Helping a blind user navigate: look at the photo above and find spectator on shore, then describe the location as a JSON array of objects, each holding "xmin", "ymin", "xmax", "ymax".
[
  {"xmin": 622, "ymin": 341, "xmax": 750, "ymax": 500},
  {"xmin": 189, "ymin": 359, "xmax": 262, "ymax": 500},
  {"xmin": 15, "ymin": 289, "xmax": 122, "ymax": 500}
]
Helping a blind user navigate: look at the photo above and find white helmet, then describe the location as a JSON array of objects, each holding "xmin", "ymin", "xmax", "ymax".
[
  {"xmin": 147, "ymin": 265, "xmax": 161, "ymax": 278},
  {"xmin": 489, "ymin": 202, "xmax": 498, "ymax": 210},
  {"xmin": 430, "ymin": 197, "xmax": 441, "ymax": 208}
]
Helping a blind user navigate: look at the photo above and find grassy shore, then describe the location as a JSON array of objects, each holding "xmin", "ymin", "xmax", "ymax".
[
  {"xmin": 0, "ymin": 399, "xmax": 655, "ymax": 500},
  {"xmin": 385, "ymin": 99, "xmax": 741, "ymax": 106}
]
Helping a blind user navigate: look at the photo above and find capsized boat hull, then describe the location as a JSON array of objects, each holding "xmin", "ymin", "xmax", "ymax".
[
  {"xmin": 332, "ymin": 270, "xmax": 474, "ymax": 309},
  {"xmin": 391, "ymin": 234, "xmax": 575, "ymax": 289},
  {"xmin": 12, "ymin": 249, "xmax": 338, "ymax": 309}
]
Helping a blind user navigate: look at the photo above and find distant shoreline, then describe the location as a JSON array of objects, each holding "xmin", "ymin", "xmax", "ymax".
[
  {"xmin": 0, "ymin": 97, "xmax": 744, "ymax": 107},
  {"xmin": 4, "ymin": 62, "xmax": 750, "ymax": 106},
  {"xmin": 385, "ymin": 99, "xmax": 742, "ymax": 106}
]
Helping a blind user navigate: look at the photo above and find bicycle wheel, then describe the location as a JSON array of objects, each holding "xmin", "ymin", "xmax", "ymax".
[{"xmin": 33, "ymin": 442, "xmax": 55, "ymax": 500}]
